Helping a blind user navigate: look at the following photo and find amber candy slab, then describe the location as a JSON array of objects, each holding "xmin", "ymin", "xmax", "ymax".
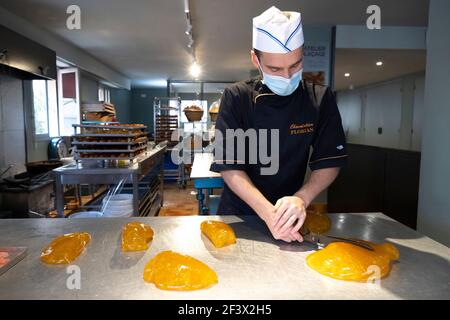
[
  {"xmin": 41, "ymin": 232, "xmax": 91, "ymax": 265},
  {"xmin": 200, "ymin": 220, "xmax": 236, "ymax": 248},
  {"xmin": 306, "ymin": 241, "xmax": 400, "ymax": 281},
  {"xmin": 303, "ymin": 211, "xmax": 332, "ymax": 235},
  {"xmin": 122, "ymin": 222, "xmax": 154, "ymax": 252},
  {"xmin": 143, "ymin": 251, "xmax": 218, "ymax": 291}
]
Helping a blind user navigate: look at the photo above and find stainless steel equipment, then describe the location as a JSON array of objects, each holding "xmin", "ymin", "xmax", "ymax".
[
  {"xmin": 71, "ymin": 124, "xmax": 148, "ymax": 163},
  {"xmin": 0, "ymin": 172, "xmax": 55, "ymax": 218},
  {"xmin": 0, "ymin": 213, "xmax": 448, "ymax": 300},
  {"xmin": 52, "ymin": 144, "xmax": 166, "ymax": 217}
]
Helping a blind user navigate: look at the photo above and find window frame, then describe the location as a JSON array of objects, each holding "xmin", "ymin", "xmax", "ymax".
[{"xmin": 30, "ymin": 79, "xmax": 50, "ymax": 141}]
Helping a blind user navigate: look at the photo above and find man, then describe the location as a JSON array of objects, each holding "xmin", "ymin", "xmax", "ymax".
[{"xmin": 211, "ymin": 6, "xmax": 347, "ymax": 243}]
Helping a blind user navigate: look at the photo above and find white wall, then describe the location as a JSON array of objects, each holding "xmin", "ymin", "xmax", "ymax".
[
  {"xmin": 412, "ymin": 77, "xmax": 424, "ymax": 151},
  {"xmin": 337, "ymin": 73, "xmax": 425, "ymax": 151},
  {"xmin": 336, "ymin": 91, "xmax": 363, "ymax": 144},
  {"xmin": 0, "ymin": 75, "xmax": 26, "ymax": 177},
  {"xmin": 336, "ymin": 25, "xmax": 426, "ymax": 50},
  {"xmin": 417, "ymin": 0, "xmax": 450, "ymax": 246}
]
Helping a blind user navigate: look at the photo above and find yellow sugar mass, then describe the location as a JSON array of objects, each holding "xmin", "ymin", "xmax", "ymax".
[
  {"xmin": 201, "ymin": 220, "xmax": 236, "ymax": 248},
  {"xmin": 122, "ymin": 222, "xmax": 154, "ymax": 252},
  {"xmin": 306, "ymin": 241, "xmax": 400, "ymax": 281},
  {"xmin": 143, "ymin": 251, "xmax": 218, "ymax": 291},
  {"xmin": 41, "ymin": 232, "xmax": 91, "ymax": 265}
]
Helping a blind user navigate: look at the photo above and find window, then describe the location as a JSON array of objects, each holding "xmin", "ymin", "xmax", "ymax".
[
  {"xmin": 32, "ymin": 80, "xmax": 49, "ymax": 136},
  {"xmin": 58, "ymin": 68, "xmax": 80, "ymax": 136},
  {"xmin": 98, "ymin": 86, "xmax": 111, "ymax": 103},
  {"xmin": 31, "ymin": 79, "xmax": 60, "ymax": 138},
  {"xmin": 48, "ymin": 80, "xmax": 59, "ymax": 137}
]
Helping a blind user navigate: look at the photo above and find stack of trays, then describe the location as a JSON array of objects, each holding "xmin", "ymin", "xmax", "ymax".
[
  {"xmin": 72, "ymin": 124, "xmax": 148, "ymax": 162},
  {"xmin": 82, "ymin": 102, "xmax": 116, "ymax": 115},
  {"xmin": 155, "ymin": 115, "xmax": 178, "ymax": 147}
]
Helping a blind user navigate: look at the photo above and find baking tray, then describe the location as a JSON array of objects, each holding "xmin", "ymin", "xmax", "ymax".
[
  {"xmin": 72, "ymin": 137, "xmax": 148, "ymax": 144},
  {"xmin": 73, "ymin": 124, "xmax": 147, "ymax": 130},
  {"xmin": 74, "ymin": 151, "xmax": 147, "ymax": 161},
  {"xmin": 0, "ymin": 247, "xmax": 27, "ymax": 277},
  {"xmin": 75, "ymin": 145, "xmax": 148, "ymax": 153},
  {"xmin": 72, "ymin": 132, "xmax": 148, "ymax": 138},
  {"xmin": 72, "ymin": 141, "xmax": 144, "ymax": 146},
  {"xmin": 74, "ymin": 155, "xmax": 135, "ymax": 161}
]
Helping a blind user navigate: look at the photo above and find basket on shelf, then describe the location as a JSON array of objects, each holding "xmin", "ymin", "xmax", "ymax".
[
  {"xmin": 209, "ymin": 112, "xmax": 219, "ymax": 122},
  {"xmin": 209, "ymin": 99, "xmax": 220, "ymax": 122},
  {"xmin": 184, "ymin": 105, "xmax": 204, "ymax": 122}
]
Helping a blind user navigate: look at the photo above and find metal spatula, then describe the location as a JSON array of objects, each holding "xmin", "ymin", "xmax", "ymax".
[{"xmin": 302, "ymin": 231, "xmax": 374, "ymax": 251}]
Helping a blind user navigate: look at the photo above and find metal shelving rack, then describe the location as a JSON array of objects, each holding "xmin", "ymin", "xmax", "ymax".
[
  {"xmin": 153, "ymin": 97, "xmax": 188, "ymax": 188},
  {"xmin": 153, "ymin": 97, "xmax": 181, "ymax": 148}
]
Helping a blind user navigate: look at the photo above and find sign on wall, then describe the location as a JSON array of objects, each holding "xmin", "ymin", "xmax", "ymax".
[{"xmin": 303, "ymin": 41, "xmax": 331, "ymax": 86}]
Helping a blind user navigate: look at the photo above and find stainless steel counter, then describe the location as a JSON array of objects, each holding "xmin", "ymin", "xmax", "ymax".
[
  {"xmin": 0, "ymin": 213, "xmax": 449, "ymax": 300},
  {"xmin": 52, "ymin": 145, "xmax": 166, "ymax": 217}
]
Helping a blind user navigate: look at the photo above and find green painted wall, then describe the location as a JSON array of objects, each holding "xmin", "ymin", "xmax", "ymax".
[
  {"xmin": 130, "ymin": 88, "xmax": 166, "ymax": 133},
  {"xmin": 110, "ymin": 88, "xmax": 131, "ymax": 124}
]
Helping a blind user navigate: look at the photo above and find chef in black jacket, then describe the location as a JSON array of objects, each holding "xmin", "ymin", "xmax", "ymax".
[{"xmin": 211, "ymin": 6, "xmax": 348, "ymax": 243}]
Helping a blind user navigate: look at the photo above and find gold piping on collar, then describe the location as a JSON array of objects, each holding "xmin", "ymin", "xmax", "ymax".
[
  {"xmin": 254, "ymin": 80, "xmax": 306, "ymax": 104},
  {"xmin": 254, "ymin": 93, "xmax": 276, "ymax": 104}
]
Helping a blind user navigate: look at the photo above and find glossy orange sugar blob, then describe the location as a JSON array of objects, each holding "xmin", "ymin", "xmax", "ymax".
[
  {"xmin": 122, "ymin": 222, "xmax": 154, "ymax": 252},
  {"xmin": 304, "ymin": 211, "xmax": 332, "ymax": 235},
  {"xmin": 201, "ymin": 220, "xmax": 236, "ymax": 248},
  {"xmin": 40, "ymin": 232, "xmax": 91, "ymax": 264},
  {"xmin": 306, "ymin": 241, "xmax": 400, "ymax": 281},
  {"xmin": 143, "ymin": 251, "xmax": 218, "ymax": 291}
]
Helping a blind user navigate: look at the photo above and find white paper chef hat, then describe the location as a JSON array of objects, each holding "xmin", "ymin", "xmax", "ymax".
[{"xmin": 252, "ymin": 6, "xmax": 304, "ymax": 53}]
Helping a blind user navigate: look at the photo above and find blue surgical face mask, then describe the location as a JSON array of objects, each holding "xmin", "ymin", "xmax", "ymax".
[{"xmin": 257, "ymin": 58, "xmax": 302, "ymax": 96}]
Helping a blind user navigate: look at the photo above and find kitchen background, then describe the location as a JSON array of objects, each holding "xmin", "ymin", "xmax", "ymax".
[{"xmin": 0, "ymin": 0, "xmax": 449, "ymax": 246}]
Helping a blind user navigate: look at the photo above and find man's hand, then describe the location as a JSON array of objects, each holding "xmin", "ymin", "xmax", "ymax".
[
  {"xmin": 272, "ymin": 196, "xmax": 307, "ymax": 242},
  {"xmin": 220, "ymin": 170, "xmax": 303, "ymax": 243},
  {"xmin": 260, "ymin": 206, "xmax": 300, "ymax": 242}
]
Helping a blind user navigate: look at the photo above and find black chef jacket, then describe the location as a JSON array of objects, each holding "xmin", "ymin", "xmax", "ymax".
[{"xmin": 210, "ymin": 78, "xmax": 348, "ymax": 215}]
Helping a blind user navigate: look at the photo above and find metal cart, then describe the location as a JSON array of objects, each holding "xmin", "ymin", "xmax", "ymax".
[
  {"xmin": 52, "ymin": 144, "xmax": 166, "ymax": 218},
  {"xmin": 153, "ymin": 97, "xmax": 189, "ymax": 188}
]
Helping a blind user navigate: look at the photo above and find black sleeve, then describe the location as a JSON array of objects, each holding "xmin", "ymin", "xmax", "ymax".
[
  {"xmin": 309, "ymin": 88, "xmax": 348, "ymax": 171},
  {"xmin": 210, "ymin": 87, "xmax": 247, "ymax": 172}
]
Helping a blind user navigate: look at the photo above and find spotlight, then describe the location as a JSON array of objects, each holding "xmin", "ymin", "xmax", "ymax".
[
  {"xmin": 185, "ymin": 25, "xmax": 192, "ymax": 35},
  {"xmin": 376, "ymin": 61, "xmax": 383, "ymax": 66},
  {"xmin": 190, "ymin": 62, "xmax": 201, "ymax": 78},
  {"xmin": 344, "ymin": 73, "xmax": 350, "ymax": 77}
]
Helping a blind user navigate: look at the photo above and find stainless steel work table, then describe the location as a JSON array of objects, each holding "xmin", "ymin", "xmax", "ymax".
[
  {"xmin": 52, "ymin": 145, "xmax": 166, "ymax": 217},
  {"xmin": 0, "ymin": 213, "xmax": 449, "ymax": 300},
  {"xmin": 190, "ymin": 153, "xmax": 223, "ymax": 214}
]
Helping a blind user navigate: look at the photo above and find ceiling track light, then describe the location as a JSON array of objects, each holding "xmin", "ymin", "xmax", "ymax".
[
  {"xmin": 190, "ymin": 61, "xmax": 201, "ymax": 79},
  {"xmin": 183, "ymin": 0, "xmax": 201, "ymax": 79},
  {"xmin": 185, "ymin": 24, "xmax": 192, "ymax": 35}
]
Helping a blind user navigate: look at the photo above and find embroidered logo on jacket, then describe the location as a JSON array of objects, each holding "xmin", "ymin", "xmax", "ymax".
[{"xmin": 289, "ymin": 123, "xmax": 314, "ymax": 135}]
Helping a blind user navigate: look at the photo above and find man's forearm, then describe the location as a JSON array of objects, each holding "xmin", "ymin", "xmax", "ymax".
[
  {"xmin": 294, "ymin": 167, "xmax": 340, "ymax": 207},
  {"xmin": 221, "ymin": 170, "xmax": 274, "ymax": 221}
]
